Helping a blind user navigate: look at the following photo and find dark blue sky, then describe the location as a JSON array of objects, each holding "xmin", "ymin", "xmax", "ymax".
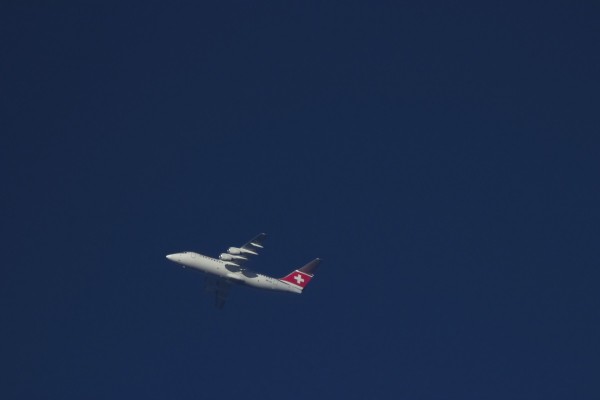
[{"xmin": 2, "ymin": 2, "xmax": 599, "ymax": 399}]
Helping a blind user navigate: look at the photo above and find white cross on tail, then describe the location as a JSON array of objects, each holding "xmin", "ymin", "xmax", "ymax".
[{"xmin": 294, "ymin": 274, "xmax": 305, "ymax": 285}]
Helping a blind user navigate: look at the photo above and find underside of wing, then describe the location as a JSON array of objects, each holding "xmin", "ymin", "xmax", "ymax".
[
  {"xmin": 205, "ymin": 277, "xmax": 231, "ymax": 309},
  {"xmin": 218, "ymin": 233, "xmax": 266, "ymax": 269},
  {"xmin": 215, "ymin": 279, "xmax": 230, "ymax": 309}
]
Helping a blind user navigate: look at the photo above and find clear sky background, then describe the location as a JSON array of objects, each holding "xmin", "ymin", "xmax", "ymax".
[{"xmin": 2, "ymin": 2, "xmax": 599, "ymax": 399}]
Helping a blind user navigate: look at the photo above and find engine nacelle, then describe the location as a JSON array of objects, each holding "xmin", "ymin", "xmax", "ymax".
[
  {"xmin": 220, "ymin": 253, "xmax": 248, "ymax": 262},
  {"xmin": 227, "ymin": 247, "xmax": 241, "ymax": 255}
]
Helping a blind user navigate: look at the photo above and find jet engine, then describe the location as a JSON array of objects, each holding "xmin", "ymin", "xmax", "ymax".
[
  {"xmin": 219, "ymin": 253, "xmax": 248, "ymax": 262},
  {"xmin": 227, "ymin": 246, "xmax": 257, "ymax": 256},
  {"xmin": 227, "ymin": 247, "xmax": 241, "ymax": 255}
]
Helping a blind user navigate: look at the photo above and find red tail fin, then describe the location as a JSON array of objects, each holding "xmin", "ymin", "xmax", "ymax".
[{"xmin": 279, "ymin": 258, "xmax": 320, "ymax": 290}]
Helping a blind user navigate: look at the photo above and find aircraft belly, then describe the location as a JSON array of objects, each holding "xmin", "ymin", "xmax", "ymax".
[
  {"xmin": 188, "ymin": 257, "xmax": 222, "ymax": 275},
  {"xmin": 186, "ymin": 260, "xmax": 301, "ymax": 293},
  {"xmin": 173, "ymin": 252, "xmax": 302, "ymax": 293},
  {"xmin": 275, "ymin": 280, "xmax": 301, "ymax": 293},
  {"xmin": 244, "ymin": 276, "xmax": 273, "ymax": 290}
]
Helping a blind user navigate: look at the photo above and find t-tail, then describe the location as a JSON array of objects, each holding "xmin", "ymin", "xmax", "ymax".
[{"xmin": 279, "ymin": 258, "xmax": 321, "ymax": 292}]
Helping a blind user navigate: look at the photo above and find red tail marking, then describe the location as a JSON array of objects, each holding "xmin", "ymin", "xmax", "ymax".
[{"xmin": 280, "ymin": 270, "xmax": 313, "ymax": 289}]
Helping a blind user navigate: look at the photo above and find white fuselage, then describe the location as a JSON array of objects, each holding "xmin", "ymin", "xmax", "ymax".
[{"xmin": 166, "ymin": 252, "xmax": 302, "ymax": 294}]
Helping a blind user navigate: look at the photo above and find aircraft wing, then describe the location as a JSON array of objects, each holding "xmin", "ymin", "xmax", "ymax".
[
  {"xmin": 240, "ymin": 233, "xmax": 267, "ymax": 254},
  {"xmin": 215, "ymin": 279, "xmax": 230, "ymax": 309},
  {"xmin": 205, "ymin": 277, "xmax": 231, "ymax": 309},
  {"xmin": 220, "ymin": 233, "xmax": 266, "ymax": 269}
]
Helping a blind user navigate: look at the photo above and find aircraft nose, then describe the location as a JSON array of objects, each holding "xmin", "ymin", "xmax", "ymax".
[{"xmin": 166, "ymin": 254, "xmax": 176, "ymax": 261}]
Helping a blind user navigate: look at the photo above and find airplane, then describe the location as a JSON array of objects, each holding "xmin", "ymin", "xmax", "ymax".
[{"xmin": 165, "ymin": 233, "xmax": 320, "ymax": 308}]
